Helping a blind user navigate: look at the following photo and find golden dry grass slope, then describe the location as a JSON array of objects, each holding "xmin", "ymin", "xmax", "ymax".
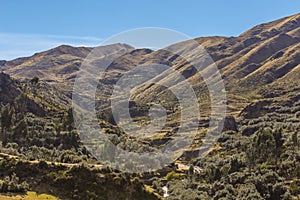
[{"xmin": 1, "ymin": 13, "xmax": 299, "ymax": 120}]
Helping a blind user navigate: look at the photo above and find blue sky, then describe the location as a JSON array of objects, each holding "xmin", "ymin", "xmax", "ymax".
[{"xmin": 1, "ymin": 0, "xmax": 299, "ymax": 60}]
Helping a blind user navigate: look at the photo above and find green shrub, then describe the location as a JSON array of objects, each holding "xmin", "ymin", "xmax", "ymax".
[
  {"xmin": 166, "ymin": 171, "xmax": 184, "ymax": 181},
  {"xmin": 0, "ymin": 173, "xmax": 29, "ymax": 193},
  {"xmin": 290, "ymin": 180, "xmax": 300, "ymax": 196}
]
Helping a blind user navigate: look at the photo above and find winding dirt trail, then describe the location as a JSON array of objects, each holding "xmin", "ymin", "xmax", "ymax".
[{"xmin": 0, "ymin": 152, "xmax": 104, "ymax": 169}]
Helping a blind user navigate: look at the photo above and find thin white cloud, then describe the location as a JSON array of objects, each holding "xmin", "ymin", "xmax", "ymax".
[{"xmin": 0, "ymin": 33, "xmax": 102, "ymax": 60}]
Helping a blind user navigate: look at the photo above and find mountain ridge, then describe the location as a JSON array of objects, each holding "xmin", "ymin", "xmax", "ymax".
[
  {"xmin": 0, "ymin": 12, "xmax": 299, "ymax": 200},
  {"xmin": 1, "ymin": 13, "xmax": 299, "ymax": 120}
]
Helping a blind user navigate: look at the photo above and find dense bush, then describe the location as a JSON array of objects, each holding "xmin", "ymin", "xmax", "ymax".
[
  {"xmin": 166, "ymin": 171, "xmax": 184, "ymax": 181},
  {"xmin": 0, "ymin": 173, "xmax": 29, "ymax": 193}
]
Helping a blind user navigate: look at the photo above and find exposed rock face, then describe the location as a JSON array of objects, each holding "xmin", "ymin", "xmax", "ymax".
[
  {"xmin": 239, "ymin": 100, "xmax": 272, "ymax": 119},
  {"xmin": 0, "ymin": 73, "xmax": 19, "ymax": 103},
  {"xmin": 241, "ymin": 124, "xmax": 261, "ymax": 136},
  {"xmin": 0, "ymin": 73, "xmax": 45, "ymax": 116},
  {"xmin": 222, "ymin": 116, "xmax": 238, "ymax": 132},
  {"xmin": 0, "ymin": 73, "xmax": 12, "ymax": 86}
]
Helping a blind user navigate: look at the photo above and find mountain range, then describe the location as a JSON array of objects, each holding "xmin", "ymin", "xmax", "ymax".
[
  {"xmin": 0, "ymin": 13, "xmax": 299, "ymax": 200},
  {"xmin": 1, "ymin": 13, "xmax": 299, "ymax": 122}
]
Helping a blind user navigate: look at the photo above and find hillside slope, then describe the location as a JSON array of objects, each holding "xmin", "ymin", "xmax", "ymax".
[{"xmin": 0, "ymin": 12, "xmax": 299, "ymax": 200}]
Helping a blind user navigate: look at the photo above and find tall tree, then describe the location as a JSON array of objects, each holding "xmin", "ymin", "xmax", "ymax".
[
  {"xmin": 254, "ymin": 129, "xmax": 276, "ymax": 164},
  {"xmin": 0, "ymin": 104, "xmax": 15, "ymax": 145},
  {"xmin": 273, "ymin": 129, "xmax": 284, "ymax": 169}
]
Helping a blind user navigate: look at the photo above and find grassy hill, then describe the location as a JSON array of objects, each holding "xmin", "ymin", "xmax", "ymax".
[{"xmin": 0, "ymin": 13, "xmax": 299, "ymax": 199}]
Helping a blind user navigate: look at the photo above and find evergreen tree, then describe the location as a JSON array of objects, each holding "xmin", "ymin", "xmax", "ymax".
[
  {"xmin": 254, "ymin": 129, "xmax": 276, "ymax": 164},
  {"xmin": 273, "ymin": 129, "xmax": 284, "ymax": 169},
  {"xmin": 63, "ymin": 108, "xmax": 74, "ymax": 132},
  {"xmin": 0, "ymin": 104, "xmax": 15, "ymax": 145}
]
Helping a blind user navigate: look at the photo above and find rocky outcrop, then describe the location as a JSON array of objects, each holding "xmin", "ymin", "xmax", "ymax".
[
  {"xmin": 0, "ymin": 73, "xmax": 45, "ymax": 116},
  {"xmin": 0, "ymin": 73, "xmax": 19, "ymax": 103},
  {"xmin": 239, "ymin": 100, "xmax": 274, "ymax": 119},
  {"xmin": 222, "ymin": 116, "xmax": 238, "ymax": 132}
]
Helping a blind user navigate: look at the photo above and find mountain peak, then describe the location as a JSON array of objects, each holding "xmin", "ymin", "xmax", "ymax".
[
  {"xmin": 239, "ymin": 13, "xmax": 300, "ymax": 39},
  {"xmin": 38, "ymin": 44, "xmax": 92, "ymax": 58}
]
